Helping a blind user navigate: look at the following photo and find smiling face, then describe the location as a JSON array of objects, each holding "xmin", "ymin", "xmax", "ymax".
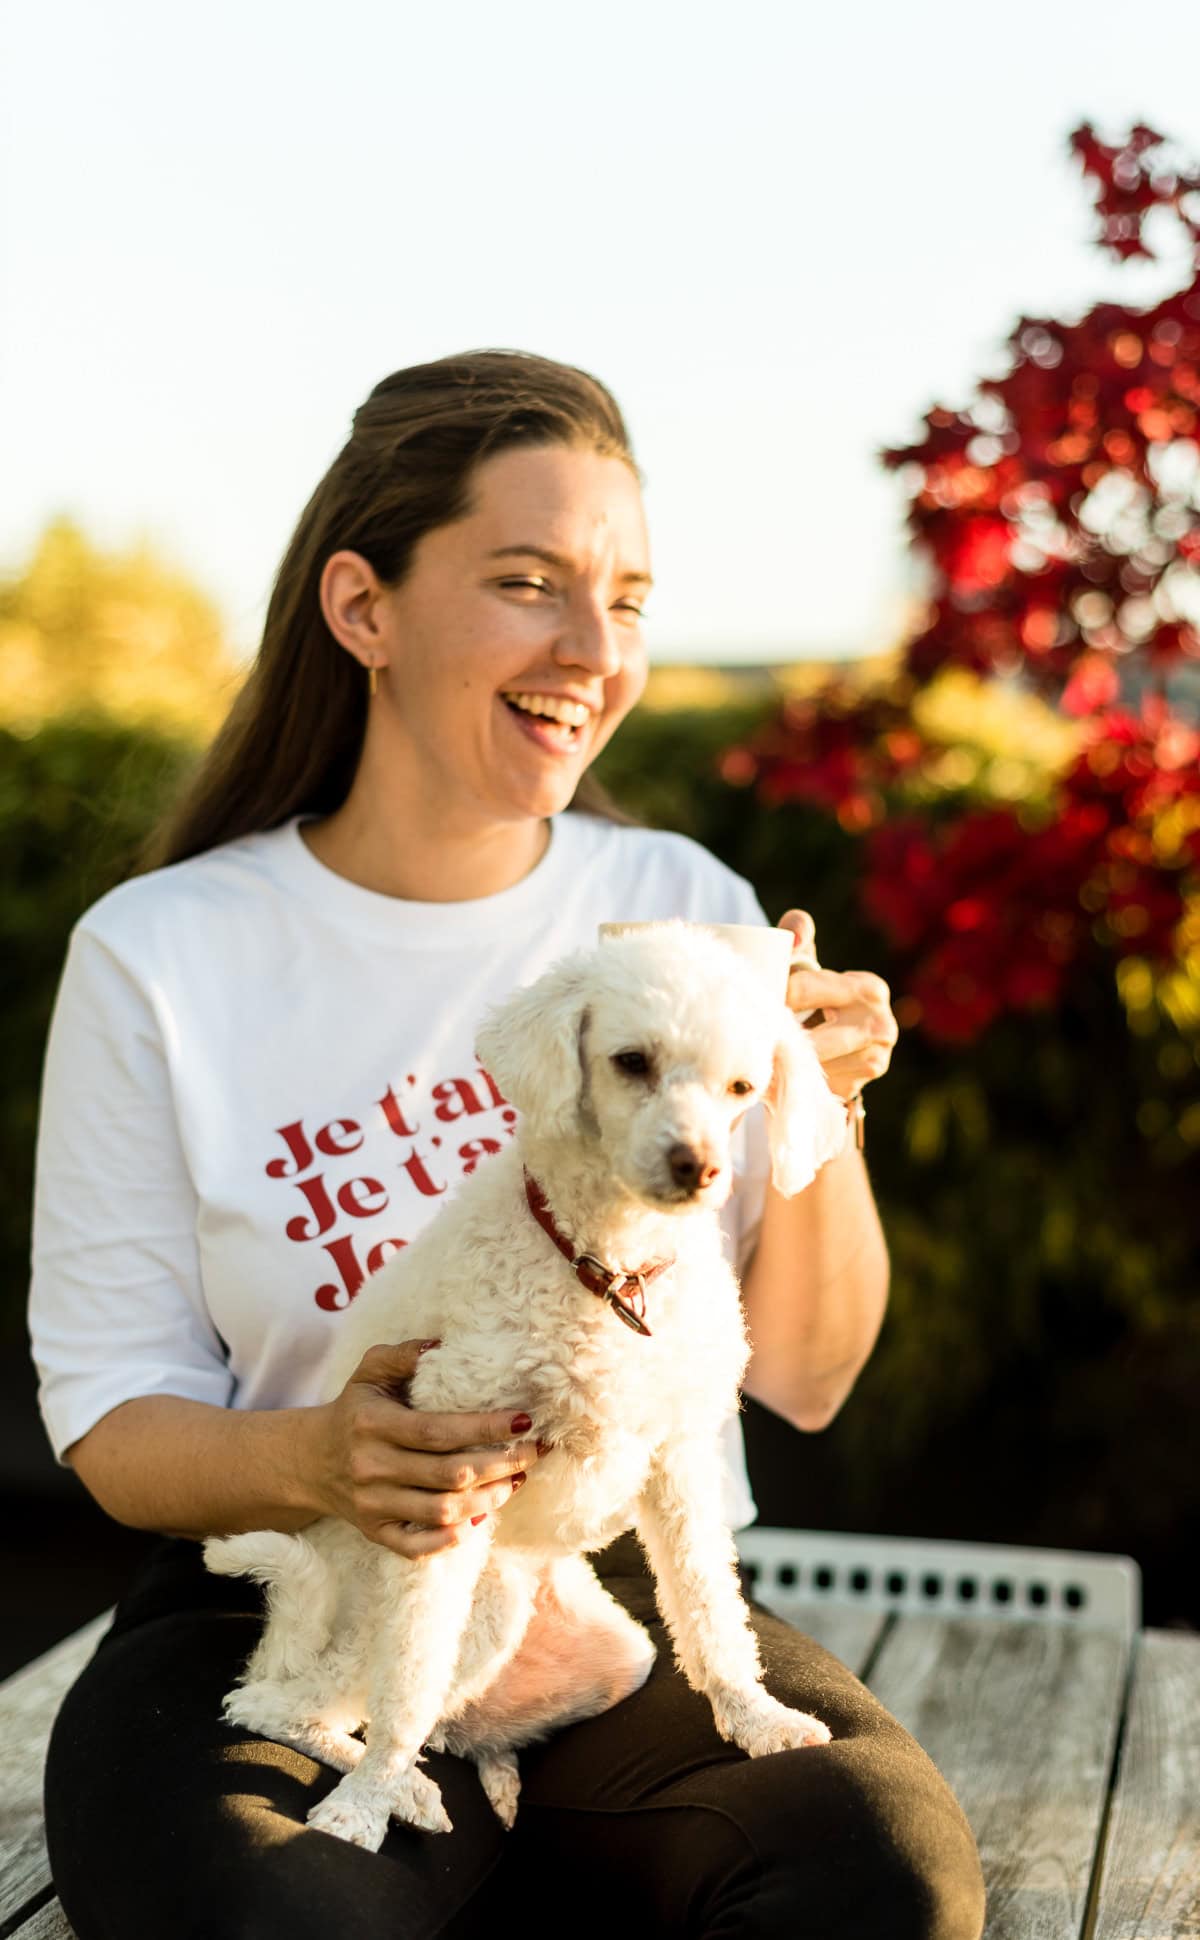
[{"xmin": 362, "ymin": 441, "xmax": 652, "ymax": 831}]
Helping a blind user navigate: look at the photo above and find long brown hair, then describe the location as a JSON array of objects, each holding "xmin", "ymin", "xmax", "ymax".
[{"xmin": 137, "ymin": 349, "xmax": 643, "ymax": 872}]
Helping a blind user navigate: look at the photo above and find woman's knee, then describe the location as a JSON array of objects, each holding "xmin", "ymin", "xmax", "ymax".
[
  {"xmin": 723, "ymin": 1743, "xmax": 987, "ymax": 1940},
  {"xmin": 737, "ymin": 1844, "xmax": 986, "ymax": 1940}
]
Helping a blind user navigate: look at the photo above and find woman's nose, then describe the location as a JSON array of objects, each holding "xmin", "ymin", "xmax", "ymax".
[{"xmin": 552, "ymin": 599, "xmax": 624, "ymax": 678}]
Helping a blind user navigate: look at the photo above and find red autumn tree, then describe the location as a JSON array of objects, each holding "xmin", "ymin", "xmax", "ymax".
[
  {"xmin": 724, "ymin": 123, "xmax": 1200, "ymax": 1045},
  {"xmin": 885, "ymin": 121, "xmax": 1200, "ymax": 707}
]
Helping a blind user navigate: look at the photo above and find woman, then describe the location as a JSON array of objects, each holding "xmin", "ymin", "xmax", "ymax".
[{"xmin": 29, "ymin": 349, "xmax": 986, "ymax": 1937}]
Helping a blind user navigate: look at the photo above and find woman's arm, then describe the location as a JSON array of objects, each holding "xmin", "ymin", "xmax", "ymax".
[
  {"xmin": 67, "ymin": 1340, "xmax": 542, "ymax": 1558},
  {"xmin": 67, "ymin": 1395, "xmax": 327, "ymax": 1538},
  {"xmin": 739, "ymin": 908, "xmax": 897, "ymax": 1432},
  {"xmin": 740, "ymin": 1139, "xmax": 889, "ymax": 1431}
]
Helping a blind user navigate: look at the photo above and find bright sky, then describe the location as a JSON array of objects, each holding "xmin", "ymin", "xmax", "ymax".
[{"xmin": 2, "ymin": 0, "xmax": 1198, "ymax": 664}]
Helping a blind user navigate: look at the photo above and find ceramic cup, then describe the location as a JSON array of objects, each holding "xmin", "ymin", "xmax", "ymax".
[{"xmin": 597, "ymin": 920, "xmax": 798, "ymax": 1002}]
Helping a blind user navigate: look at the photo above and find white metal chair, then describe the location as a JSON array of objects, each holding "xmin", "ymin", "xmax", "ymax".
[{"xmin": 736, "ymin": 1526, "xmax": 1141, "ymax": 1635}]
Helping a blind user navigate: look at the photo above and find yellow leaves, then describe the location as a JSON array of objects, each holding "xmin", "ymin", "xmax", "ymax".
[
  {"xmin": 905, "ymin": 1077, "xmax": 990, "ymax": 1162},
  {"xmin": 920, "ymin": 745, "xmax": 980, "ymax": 789},
  {"xmin": 640, "ymin": 650, "xmax": 904, "ymax": 716},
  {"xmin": 0, "ymin": 516, "xmax": 244, "ymax": 739},
  {"xmin": 1156, "ymin": 965, "xmax": 1200, "ymax": 1034},
  {"xmin": 910, "ymin": 666, "xmax": 1085, "ymax": 786},
  {"xmin": 1116, "ymin": 919, "xmax": 1200, "ymax": 1037},
  {"xmin": 1041, "ymin": 1202, "xmax": 1077, "ymax": 1270},
  {"xmin": 1151, "ymin": 791, "xmax": 1200, "ymax": 864}
]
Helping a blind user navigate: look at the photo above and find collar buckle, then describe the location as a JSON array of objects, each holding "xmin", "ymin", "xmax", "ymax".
[{"xmin": 525, "ymin": 1172, "xmax": 664, "ymax": 1339}]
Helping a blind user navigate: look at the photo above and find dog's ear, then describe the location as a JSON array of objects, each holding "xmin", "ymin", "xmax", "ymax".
[
  {"xmin": 763, "ymin": 1008, "xmax": 849, "ymax": 1197},
  {"xmin": 475, "ymin": 952, "xmax": 594, "ymax": 1142}
]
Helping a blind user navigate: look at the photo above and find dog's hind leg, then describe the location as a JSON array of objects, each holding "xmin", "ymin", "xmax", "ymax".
[
  {"xmin": 205, "ymin": 1530, "xmax": 338, "ymax": 1682},
  {"xmin": 474, "ymin": 1748, "xmax": 521, "ymax": 1828},
  {"xmin": 439, "ymin": 1552, "xmax": 657, "ymax": 1825},
  {"xmin": 306, "ymin": 1528, "xmax": 492, "ymax": 1850},
  {"xmin": 420, "ymin": 1726, "xmax": 521, "ymax": 1829},
  {"xmin": 443, "ymin": 1552, "xmax": 537, "ymax": 1711},
  {"xmin": 209, "ymin": 1527, "xmax": 373, "ymax": 1776},
  {"xmin": 221, "ymin": 1679, "xmax": 366, "ymax": 1776},
  {"xmin": 497, "ymin": 1553, "xmax": 658, "ymax": 1738}
]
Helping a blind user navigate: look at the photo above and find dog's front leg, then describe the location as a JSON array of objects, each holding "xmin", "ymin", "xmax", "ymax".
[
  {"xmin": 635, "ymin": 1443, "xmax": 831, "ymax": 1756},
  {"xmin": 306, "ymin": 1531, "xmax": 491, "ymax": 1850}
]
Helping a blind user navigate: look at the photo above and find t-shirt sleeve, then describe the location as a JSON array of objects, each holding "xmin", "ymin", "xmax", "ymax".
[{"xmin": 28, "ymin": 922, "xmax": 234, "ymax": 1465}]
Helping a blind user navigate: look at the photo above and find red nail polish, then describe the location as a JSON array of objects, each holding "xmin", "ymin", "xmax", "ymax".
[
  {"xmin": 510, "ymin": 1413, "xmax": 533, "ymax": 1434},
  {"xmin": 471, "ymin": 1514, "xmax": 487, "ymax": 1525},
  {"xmin": 510, "ymin": 1472, "xmax": 526, "ymax": 1491},
  {"xmin": 535, "ymin": 1439, "xmax": 552, "ymax": 1456}
]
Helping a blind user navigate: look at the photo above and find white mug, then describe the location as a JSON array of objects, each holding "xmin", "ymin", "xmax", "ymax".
[{"xmin": 597, "ymin": 920, "xmax": 800, "ymax": 1003}]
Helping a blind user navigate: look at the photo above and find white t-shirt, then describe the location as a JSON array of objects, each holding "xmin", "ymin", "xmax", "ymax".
[{"xmin": 29, "ymin": 809, "xmax": 778, "ymax": 1527}]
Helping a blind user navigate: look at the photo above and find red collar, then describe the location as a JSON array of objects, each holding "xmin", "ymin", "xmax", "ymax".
[{"xmin": 523, "ymin": 1170, "xmax": 672, "ymax": 1337}]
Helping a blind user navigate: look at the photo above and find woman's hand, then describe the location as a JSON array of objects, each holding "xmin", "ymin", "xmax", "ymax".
[
  {"xmin": 306, "ymin": 1339, "xmax": 542, "ymax": 1559},
  {"xmin": 777, "ymin": 908, "xmax": 899, "ymax": 1105}
]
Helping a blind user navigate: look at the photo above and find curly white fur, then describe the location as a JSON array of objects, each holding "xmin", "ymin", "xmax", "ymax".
[{"xmin": 205, "ymin": 924, "xmax": 848, "ymax": 1850}]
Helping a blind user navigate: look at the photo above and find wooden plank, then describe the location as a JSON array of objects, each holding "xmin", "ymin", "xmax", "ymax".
[
  {"xmin": 0, "ymin": 1613, "xmax": 109, "ymax": 1931},
  {"xmin": 1090, "ymin": 1628, "xmax": 1200, "ymax": 1939},
  {"xmin": 10, "ymin": 1898, "xmax": 76, "ymax": 1939},
  {"xmin": 866, "ymin": 1613, "xmax": 1129, "ymax": 1939},
  {"xmin": 752, "ymin": 1593, "xmax": 889, "ymax": 1674}
]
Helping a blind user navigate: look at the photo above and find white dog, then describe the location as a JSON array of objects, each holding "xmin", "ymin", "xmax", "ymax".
[{"xmin": 205, "ymin": 924, "xmax": 848, "ymax": 1852}]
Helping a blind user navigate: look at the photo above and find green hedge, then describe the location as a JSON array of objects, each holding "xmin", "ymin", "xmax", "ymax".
[{"xmin": 1, "ymin": 718, "xmax": 199, "ymax": 1328}]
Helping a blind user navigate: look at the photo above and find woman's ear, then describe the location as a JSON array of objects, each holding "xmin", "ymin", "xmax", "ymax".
[
  {"xmin": 475, "ymin": 953, "xmax": 594, "ymax": 1142},
  {"xmin": 763, "ymin": 1008, "xmax": 849, "ymax": 1197}
]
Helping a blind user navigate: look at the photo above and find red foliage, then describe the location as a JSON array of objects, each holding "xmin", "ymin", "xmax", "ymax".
[
  {"xmin": 718, "ymin": 124, "xmax": 1200, "ymax": 1045},
  {"xmin": 858, "ymin": 703, "xmax": 1199, "ymax": 1042},
  {"xmin": 864, "ymin": 809, "xmax": 1078, "ymax": 1041},
  {"xmin": 717, "ymin": 684, "xmax": 923, "ymax": 831},
  {"xmin": 880, "ymin": 124, "xmax": 1200, "ymax": 703}
]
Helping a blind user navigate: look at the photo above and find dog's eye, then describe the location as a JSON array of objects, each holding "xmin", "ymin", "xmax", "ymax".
[
  {"xmin": 728, "ymin": 1079, "xmax": 754, "ymax": 1097},
  {"xmin": 612, "ymin": 1049, "xmax": 651, "ymax": 1077}
]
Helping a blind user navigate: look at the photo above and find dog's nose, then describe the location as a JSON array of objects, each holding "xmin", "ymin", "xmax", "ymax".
[{"xmin": 668, "ymin": 1144, "xmax": 720, "ymax": 1192}]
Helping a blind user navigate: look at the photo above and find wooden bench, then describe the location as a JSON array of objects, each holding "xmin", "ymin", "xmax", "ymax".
[{"xmin": 2, "ymin": 1529, "xmax": 1196, "ymax": 1937}]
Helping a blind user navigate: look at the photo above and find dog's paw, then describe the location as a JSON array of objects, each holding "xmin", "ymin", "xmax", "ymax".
[
  {"xmin": 307, "ymin": 1786, "xmax": 391, "ymax": 1851},
  {"xmin": 476, "ymin": 1749, "xmax": 521, "ymax": 1828},
  {"xmin": 713, "ymin": 1691, "xmax": 832, "ymax": 1757},
  {"xmin": 388, "ymin": 1765, "xmax": 454, "ymax": 1834}
]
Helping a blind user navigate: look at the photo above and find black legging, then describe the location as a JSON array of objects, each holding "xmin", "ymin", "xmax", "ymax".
[{"xmin": 44, "ymin": 1533, "xmax": 986, "ymax": 1938}]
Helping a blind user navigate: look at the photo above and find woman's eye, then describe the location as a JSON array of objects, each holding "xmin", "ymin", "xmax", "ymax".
[
  {"xmin": 613, "ymin": 1050, "xmax": 651, "ymax": 1076},
  {"xmin": 728, "ymin": 1079, "xmax": 754, "ymax": 1097},
  {"xmin": 499, "ymin": 579, "xmax": 646, "ymax": 619}
]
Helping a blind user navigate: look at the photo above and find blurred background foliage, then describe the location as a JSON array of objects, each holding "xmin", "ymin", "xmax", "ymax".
[
  {"xmin": 3, "ymin": 121, "xmax": 1198, "ymax": 1630},
  {"xmin": 0, "ymin": 515, "xmax": 241, "ymax": 739}
]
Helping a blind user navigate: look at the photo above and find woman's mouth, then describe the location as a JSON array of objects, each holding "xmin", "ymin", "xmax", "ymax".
[{"xmin": 499, "ymin": 691, "xmax": 590, "ymax": 755}]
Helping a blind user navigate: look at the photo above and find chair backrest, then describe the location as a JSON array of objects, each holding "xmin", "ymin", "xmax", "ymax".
[{"xmin": 736, "ymin": 1526, "xmax": 1141, "ymax": 1635}]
